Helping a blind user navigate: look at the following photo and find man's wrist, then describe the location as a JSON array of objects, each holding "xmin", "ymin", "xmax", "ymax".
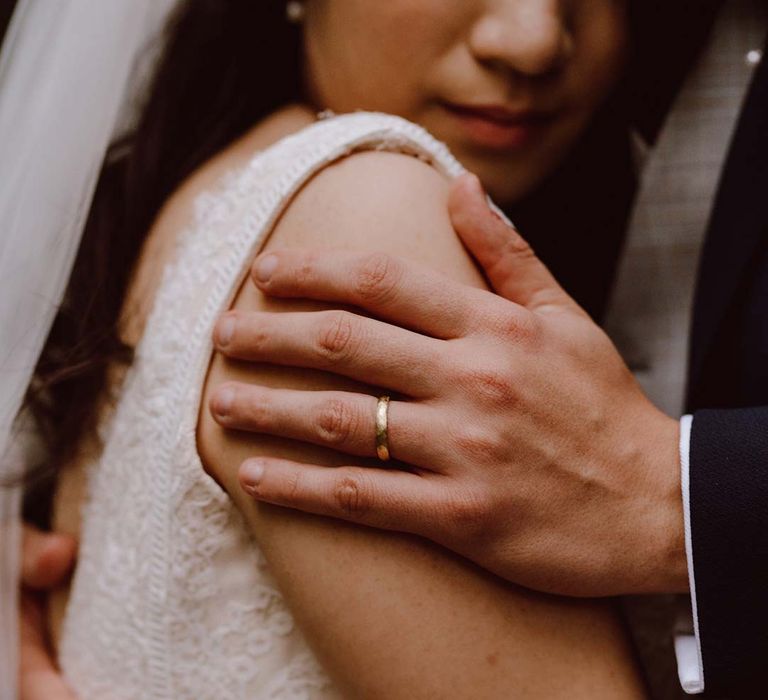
[{"xmin": 641, "ymin": 409, "xmax": 689, "ymax": 593}]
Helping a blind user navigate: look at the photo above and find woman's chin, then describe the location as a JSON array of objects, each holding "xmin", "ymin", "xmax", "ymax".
[
  {"xmin": 454, "ymin": 122, "xmax": 587, "ymax": 208},
  {"xmin": 470, "ymin": 166, "xmax": 550, "ymax": 210}
]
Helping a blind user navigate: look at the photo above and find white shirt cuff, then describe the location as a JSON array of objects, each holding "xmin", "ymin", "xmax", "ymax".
[{"xmin": 674, "ymin": 414, "xmax": 705, "ymax": 694}]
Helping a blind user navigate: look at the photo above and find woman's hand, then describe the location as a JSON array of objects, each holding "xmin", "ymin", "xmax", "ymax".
[
  {"xmin": 210, "ymin": 173, "xmax": 687, "ymax": 598},
  {"xmin": 19, "ymin": 525, "xmax": 77, "ymax": 700}
]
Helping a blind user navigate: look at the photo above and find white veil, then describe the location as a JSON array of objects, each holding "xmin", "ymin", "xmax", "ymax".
[{"xmin": 0, "ymin": 1, "xmax": 181, "ymax": 696}]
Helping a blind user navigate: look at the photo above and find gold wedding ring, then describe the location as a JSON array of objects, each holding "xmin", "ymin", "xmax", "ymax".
[{"xmin": 375, "ymin": 395, "xmax": 391, "ymax": 461}]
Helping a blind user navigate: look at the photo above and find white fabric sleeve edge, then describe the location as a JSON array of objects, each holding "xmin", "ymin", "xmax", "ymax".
[{"xmin": 675, "ymin": 414, "xmax": 705, "ymax": 694}]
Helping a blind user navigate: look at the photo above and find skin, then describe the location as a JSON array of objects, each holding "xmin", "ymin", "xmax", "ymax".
[
  {"xmin": 214, "ymin": 175, "xmax": 687, "ymax": 598},
  {"xmin": 208, "ymin": 0, "xmax": 686, "ymax": 599},
  {"xmin": 32, "ymin": 0, "xmax": 653, "ymax": 696},
  {"xmin": 302, "ymin": 0, "xmax": 628, "ymax": 207},
  {"xmin": 198, "ymin": 148, "xmax": 647, "ymax": 696},
  {"xmin": 210, "ymin": 2, "xmax": 686, "ymax": 597}
]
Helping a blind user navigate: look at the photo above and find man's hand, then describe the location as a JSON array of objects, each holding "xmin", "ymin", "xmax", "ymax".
[
  {"xmin": 19, "ymin": 525, "xmax": 77, "ymax": 700},
  {"xmin": 210, "ymin": 173, "xmax": 687, "ymax": 597}
]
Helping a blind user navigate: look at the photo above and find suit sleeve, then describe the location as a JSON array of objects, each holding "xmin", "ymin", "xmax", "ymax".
[{"xmin": 681, "ymin": 407, "xmax": 768, "ymax": 696}]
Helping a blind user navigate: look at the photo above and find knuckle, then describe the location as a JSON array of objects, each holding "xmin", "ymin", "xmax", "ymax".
[
  {"xmin": 284, "ymin": 468, "xmax": 302, "ymax": 502},
  {"xmin": 491, "ymin": 307, "xmax": 539, "ymax": 343},
  {"xmin": 452, "ymin": 425, "xmax": 502, "ymax": 462},
  {"xmin": 354, "ymin": 252, "xmax": 401, "ymax": 304},
  {"xmin": 460, "ymin": 366, "xmax": 513, "ymax": 405},
  {"xmin": 315, "ymin": 311, "xmax": 356, "ymax": 364},
  {"xmin": 503, "ymin": 230, "xmax": 537, "ymax": 261},
  {"xmin": 444, "ymin": 489, "xmax": 488, "ymax": 537},
  {"xmin": 292, "ymin": 252, "xmax": 317, "ymax": 287},
  {"xmin": 332, "ymin": 468, "xmax": 372, "ymax": 518},
  {"xmin": 266, "ymin": 251, "xmax": 316, "ymax": 292},
  {"xmin": 226, "ymin": 311, "xmax": 271, "ymax": 354},
  {"xmin": 243, "ymin": 390, "xmax": 271, "ymax": 426},
  {"xmin": 247, "ymin": 325, "xmax": 272, "ymax": 353},
  {"xmin": 316, "ymin": 398, "xmax": 358, "ymax": 446},
  {"xmin": 297, "ymin": 263, "xmax": 314, "ymax": 289}
]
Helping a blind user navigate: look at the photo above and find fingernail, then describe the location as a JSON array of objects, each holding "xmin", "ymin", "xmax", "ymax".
[
  {"xmin": 212, "ymin": 387, "xmax": 234, "ymax": 418},
  {"xmin": 466, "ymin": 173, "xmax": 496, "ymax": 214},
  {"xmin": 241, "ymin": 460, "xmax": 265, "ymax": 488},
  {"xmin": 216, "ymin": 315, "xmax": 236, "ymax": 347},
  {"xmin": 254, "ymin": 254, "xmax": 278, "ymax": 284},
  {"xmin": 470, "ymin": 175, "xmax": 494, "ymax": 211},
  {"xmin": 467, "ymin": 172, "xmax": 485, "ymax": 197}
]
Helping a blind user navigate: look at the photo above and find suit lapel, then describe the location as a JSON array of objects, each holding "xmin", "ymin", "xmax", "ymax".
[{"xmin": 688, "ymin": 39, "xmax": 768, "ymax": 392}]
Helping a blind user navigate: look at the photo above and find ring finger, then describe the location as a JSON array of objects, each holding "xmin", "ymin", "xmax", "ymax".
[{"xmin": 210, "ymin": 384, "xmax": 449, "ymax": 470}]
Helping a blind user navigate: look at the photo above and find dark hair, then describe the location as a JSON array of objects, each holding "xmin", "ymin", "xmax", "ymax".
[
  {"xmin": 22, "ymin": 0, "xmax": 702, "ymax": 517},
  {"xmin": 23, "ymin": 1, "xmax": 303, "ymax": 511}
]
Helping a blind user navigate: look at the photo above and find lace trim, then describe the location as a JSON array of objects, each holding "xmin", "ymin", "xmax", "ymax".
[{"xmin": 61, "ymin": 112, "xmax": 465, "ymax": 699}]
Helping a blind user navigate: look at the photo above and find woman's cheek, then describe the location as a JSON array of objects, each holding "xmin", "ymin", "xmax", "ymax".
[{"xmin": 303, "ymin": 1, "xmax": 463, "ymax": 114}]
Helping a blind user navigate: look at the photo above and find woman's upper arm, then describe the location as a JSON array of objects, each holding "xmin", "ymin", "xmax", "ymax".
[{"xmin": 197, "ymin": 151, "xmax": 640, "ymax": 698}]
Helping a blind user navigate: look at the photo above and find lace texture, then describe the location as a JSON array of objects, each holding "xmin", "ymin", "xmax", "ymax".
[{"xmin": 59, "ymin": 112, "xmax": 465, "ymax": 699}]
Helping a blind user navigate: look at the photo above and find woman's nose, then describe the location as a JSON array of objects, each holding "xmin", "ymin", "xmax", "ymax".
[{"xmin": 469, "ymin": 0, "xmax": 572, "ymax": 78}]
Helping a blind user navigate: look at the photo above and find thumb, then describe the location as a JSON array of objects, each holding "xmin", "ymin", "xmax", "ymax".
[{"xmin": 448, "ymin": 173, "xmax": 583, "ymax": 316}]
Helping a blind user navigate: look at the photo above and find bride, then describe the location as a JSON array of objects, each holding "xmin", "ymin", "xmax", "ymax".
[{"xmin": 14, "ymin": 0, "xmax": 648, "ymax": 697}]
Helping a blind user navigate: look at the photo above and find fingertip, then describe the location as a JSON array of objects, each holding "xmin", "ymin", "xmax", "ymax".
[
  {"xmin": 239, "ymin": 458, "xmax": 266, "ymax": 494},
  {"xmin": 209, "ymin": 384, "xmax": 235, "ymax": 421},
  {"xmin": 213, "ymin": 312, "xmax": 237, "ymax": 348},
  {"xmin": 251, "ymin": 253, "xmax": 279, "ymax": 286},
  {"xmin": 455, "ymin": 172, "xmax": 484, "ymax": 197},
  {"xmin": 453, "ymin": 171, "xmax": 494, "ymax": 217},
  {"xmin": 449, "ymin": 173, "xmax": 481, "ymax": 211},
  {"xmin": 466, "ymin": 172, "xmax": 486, "ymax": 199}
]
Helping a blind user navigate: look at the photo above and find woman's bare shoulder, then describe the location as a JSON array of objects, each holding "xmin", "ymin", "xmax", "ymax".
[
  {"xmin": 193, "ymin": 131, "xmax": 646, "ymax": 697},
  {"xmin": 120, "ymin": 104, "xmax": 316, "ymax": 344},
  {"xmin": 197, "ymin": 144, "xmax": 488, "ymax": 500},
  {"xmin": 267, "ymin": 144, "xmax": 484, "ymax": 285}
]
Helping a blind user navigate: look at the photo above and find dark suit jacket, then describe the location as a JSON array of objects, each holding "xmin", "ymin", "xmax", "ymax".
[
  {"xmin": 511, "ymin": 1, "xmax": 766, "ymax": 691},
  {"xmin": 531, "ymin": 4, "xmax": 767, "ymax": 695},
  {"xmin": 683, "ymin": 28, "xmax": 768, "ymax": 699},
  {"xmin": 603, "ymin": 4, "xmax": 768, "ymax": 694}
]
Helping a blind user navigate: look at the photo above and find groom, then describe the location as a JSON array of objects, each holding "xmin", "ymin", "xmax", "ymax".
[
  {"xmin": 19, "ymin": 1, "xmax": 766, "ymax": 698},
  {"xmin": 209, "ymin": 2, "xmax": 767, "ymax": 698}
]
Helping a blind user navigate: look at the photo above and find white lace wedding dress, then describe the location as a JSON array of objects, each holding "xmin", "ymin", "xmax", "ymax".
[{"xmin": 59, "ymin": 112, "xmax": 466, "ymax": 700}]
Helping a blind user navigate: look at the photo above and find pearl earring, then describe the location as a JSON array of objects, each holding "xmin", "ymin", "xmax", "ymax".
[{"xmin": 286, "ymin": 1, "xmax": 306, "ymax": 24}]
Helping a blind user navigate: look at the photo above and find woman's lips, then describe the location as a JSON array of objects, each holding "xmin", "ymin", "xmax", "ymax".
[{"xmin": 441, "ymin": 102, "xmax": 552, "ymax": 150}]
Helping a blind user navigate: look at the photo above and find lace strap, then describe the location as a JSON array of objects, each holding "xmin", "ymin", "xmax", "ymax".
[
  {"xmin": 176, "ymin": 111, "xmax": 468, "ymax": 470},
  {"xmin": 139, "ymin": 111, "xmax": 467, "ymax": 696}
]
